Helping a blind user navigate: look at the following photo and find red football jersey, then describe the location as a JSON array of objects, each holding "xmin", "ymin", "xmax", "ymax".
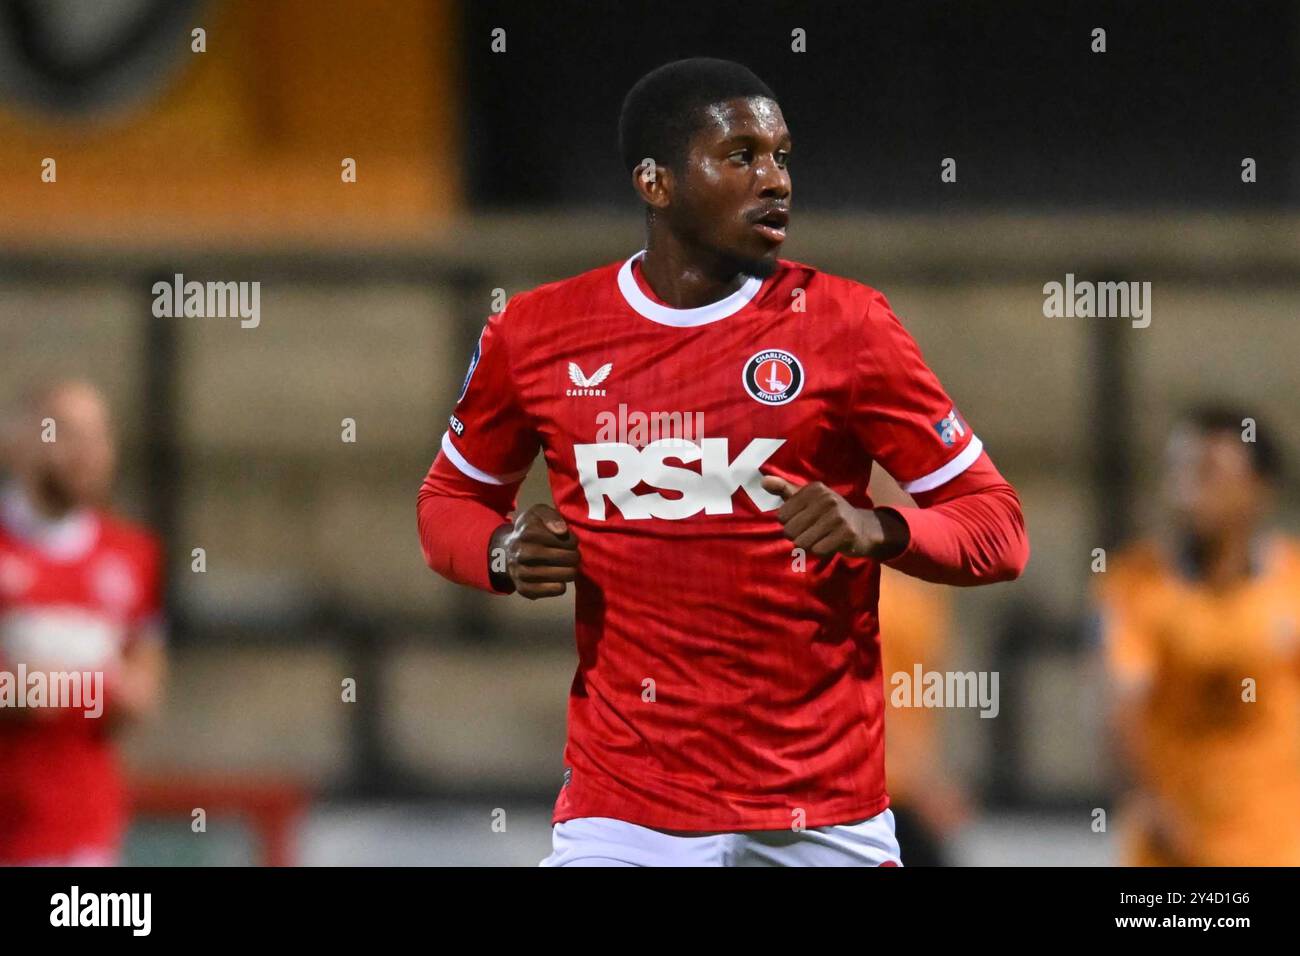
[
  {"xmin": 0, "ymin": 487, "xmax": 163, "ymax": 862},
  {"xmin": 443, "ymin": 251, "xmax": 983, "ymax": 830}
]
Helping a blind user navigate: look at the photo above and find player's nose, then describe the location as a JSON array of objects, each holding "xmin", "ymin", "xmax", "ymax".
[{"xmin": 756, "ymin": 160, "xmax": 791, "ymax": 199}]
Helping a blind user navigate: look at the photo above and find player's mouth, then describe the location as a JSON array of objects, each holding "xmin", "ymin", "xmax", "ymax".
[{"xmin": 749, "ymin": 207, "xmax": 789, "ymax": 244}]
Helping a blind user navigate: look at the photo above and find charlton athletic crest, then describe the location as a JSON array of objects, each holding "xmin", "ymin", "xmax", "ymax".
[{"xmin": 743, "ymin": 349, "xmax": 804, "ymax": 405}]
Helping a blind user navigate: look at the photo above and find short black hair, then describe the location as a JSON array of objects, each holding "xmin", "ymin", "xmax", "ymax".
[
  {"xmin": 1181, "ymin": 403, "xmax": 1283, "ymax": 483},
  {"xmin": 618, "ymin": 58, "xmax": 777, "ymax": 177}
]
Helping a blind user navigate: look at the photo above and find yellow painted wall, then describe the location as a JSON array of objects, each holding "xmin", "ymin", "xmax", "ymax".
[{"xmin": 0, "ymin": 0, "xmax": 461, "ymax": 243}]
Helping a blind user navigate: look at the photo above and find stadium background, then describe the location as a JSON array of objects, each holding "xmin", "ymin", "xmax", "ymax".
[{"xmin": 2, "ymin": 0, "xmax": 1298, "ymax": 864}]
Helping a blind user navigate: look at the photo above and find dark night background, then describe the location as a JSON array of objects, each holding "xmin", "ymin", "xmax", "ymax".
[{"xmin": 463, "ymin": 0, "xmax": 1297, "ymax": 211}]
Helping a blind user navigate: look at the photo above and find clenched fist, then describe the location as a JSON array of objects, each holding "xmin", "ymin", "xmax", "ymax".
[
  {"xmin": 489, "ymin": 504, "xmax": 580, "ymax": 599},
  {"xmin": 759, "ymin": 476, "xmax": 909, "ymax": 560}
]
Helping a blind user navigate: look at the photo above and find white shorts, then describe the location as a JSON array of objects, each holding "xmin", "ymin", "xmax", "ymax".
[
  {"xmin": 540, "ymin": 809, "xmax": 902, "ymax": 867},
  {"xmin": 1, "ymin": 845, "xmax": 118, "ymax": 867}
]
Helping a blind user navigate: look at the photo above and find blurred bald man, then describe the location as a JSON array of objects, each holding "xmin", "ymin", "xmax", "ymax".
[{"xmin": 0, "ymin": 381, "xmax": 165, "ymax": 866}]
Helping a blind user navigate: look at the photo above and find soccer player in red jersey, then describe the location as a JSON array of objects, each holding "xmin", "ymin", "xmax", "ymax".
[
  {"xmin": 418, "ymin": 58, "xmax": 1028, "ymax": 866},
  {"xmin": 0, "ymin": 381, "xmax": 166, "ymax": 866}
]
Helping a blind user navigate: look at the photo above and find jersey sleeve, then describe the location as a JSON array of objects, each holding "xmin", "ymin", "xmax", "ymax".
[
  {"xmin": 127, "ymin": 531, "xmax": 166, "ymax": 644},
  {"xmin": 849, "ymin": 290, "xmax": 983, "ymax": 494},
  {"xmin": 441, "ymin": 306, "xmax": 540, "ymax": 485}
]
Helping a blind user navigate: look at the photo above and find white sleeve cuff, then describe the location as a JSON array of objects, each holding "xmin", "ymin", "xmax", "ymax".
[
  {"xmin": 900, "ymin": 435, "xmax": 983, "ymax": 494},
  {"xmin": 440, "ymin": 431, "xmax": 529, "ymax": 485}
]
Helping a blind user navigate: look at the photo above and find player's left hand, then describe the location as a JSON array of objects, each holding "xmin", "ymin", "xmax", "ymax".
[{"xmin": 760, "ymin": 476, "xmax": 909, "ymax": 560}]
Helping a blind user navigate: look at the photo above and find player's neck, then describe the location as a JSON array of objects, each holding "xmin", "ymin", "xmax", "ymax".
[
  {"xmin": 1177, "ymin": 527, "xmax": 1258, "ymax": 586},
  {"xmin": 1, "ymin": 480, "xmax": 98, "ymax": 560},
  {"xmin": 23, "ymin": 480, "xmax": 78, "ymax": 523},
  {"xmin": 638, "ymin": 245, "xmax": 746, "ymax": 310}
]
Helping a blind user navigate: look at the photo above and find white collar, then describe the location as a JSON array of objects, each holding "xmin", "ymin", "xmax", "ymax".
[
  {"xmin": 0, "ymin": 482, "xmax": 99, "ymax": 561},
  {"xmin": 616, "ymin": 250, "xmax": 764, "ymax": 327}
]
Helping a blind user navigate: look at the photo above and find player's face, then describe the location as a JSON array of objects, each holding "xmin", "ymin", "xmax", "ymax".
[
  {"xmin": 21, "ymin": 384, "xmax": 117, "ymax": 512},
  {"xmin": 671, "ymin": 96, "xmax": 792, "ymax": 278},
  {"xmin": 1164, "ymin": 427, "xmax": 1265, "ymax": 537}
]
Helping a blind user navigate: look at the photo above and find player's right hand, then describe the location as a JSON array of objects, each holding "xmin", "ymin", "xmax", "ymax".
[{"xmin": 496, "ymin": 504, "xmax": 580, "ymax": 599}]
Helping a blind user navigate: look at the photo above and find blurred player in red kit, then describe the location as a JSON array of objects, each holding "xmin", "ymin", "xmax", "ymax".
[
  {"xmin": 0, "ymin": 381, "xmax": 166, "ymax": 866},
  {"xmin": 418, "ymin": 59, "xmax": 1029, "ymax": 866}
]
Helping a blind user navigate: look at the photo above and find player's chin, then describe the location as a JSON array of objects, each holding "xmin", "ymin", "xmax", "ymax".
[
  {"xmin": 37, "ymin": 471, "xmax": 84, "ymax": 511},
  {"xmin": 729, "ymin": 242, "xmax": 782, "ymax": 279}
]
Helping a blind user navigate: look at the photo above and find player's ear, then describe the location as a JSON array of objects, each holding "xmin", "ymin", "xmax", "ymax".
[{"xmin": 631, "ymin": 157, "xmax": 672, "ymax": 210}]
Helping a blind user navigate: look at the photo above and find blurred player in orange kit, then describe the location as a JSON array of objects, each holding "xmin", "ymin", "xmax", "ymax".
[
  {"xmin": 873, "ymin": 472, "xmax": 972, "ymax": 866},
  {"xmin": 1096, "ymin": 406, "xmax": 1300, "ymax": 866},
  {"xmin": 0, "ymin": 381, "xmax": 166, "ymax": 866},
  {"xmin": 879, "ymin": 569, "xmax": 974, "ymax": 866}
]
